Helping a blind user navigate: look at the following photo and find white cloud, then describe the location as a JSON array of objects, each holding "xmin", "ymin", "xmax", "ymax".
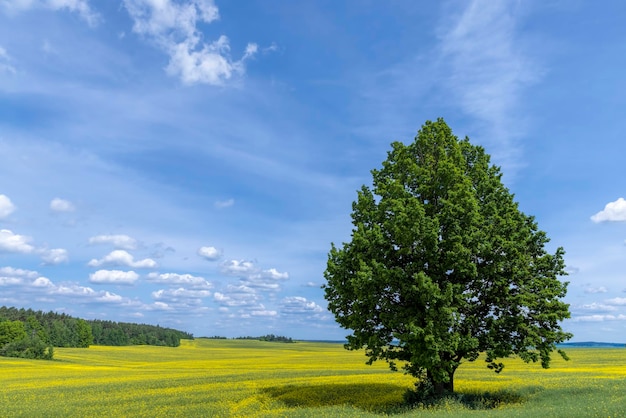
[
  {"xmin": 213, "ymin": 284, "xmax": 258, "ymax": 307},
  {"xmin": 260, "ymin": 268, "xmax": 289, "ymax": 280},
  {"xmin": 0, "ymin": 194, "xmax": 16, "ymax": 218},
  {"xmin": 221, "ymin": 259, "xmax": 256, "ymax": 277},
  {"xmin": 0, "ymin": 266, "xmax": 55, "ymax": 289},
  {"xmin": 32, "ymin": 276, "xmax": 54, "ymax": 288},
  {"xmin": 591, "ymin": 198, "xmax": 626, "ymax": 222},
  {"xmin": 123, "ymin": 0, "xmax": 257, "ymax": 85},
  {"xmin": 88, "ymin": 234, "xmax": 138, "ymax": 250},
  {"xmin": 250, "ymin": 305, "xmax": 277, "ymax": 317},
  {"xmin": 605, "ymin": 297, "xmax": 626, "ymax": 306},
  {"xmin": 88, "ymin": 250, "xmax": 157, "ymax": 268},
  {"xmin": 50, "ymin": 197, "xmax": 75, "ymax": 212},
  {"xmin": 1, "ymin": 0, "xmax": 99, "ymax": 26},
  {"xmin": 152, "ymin": 287, "xmax": 211, "ymax": 301},
  {"xmin": 96, "ymin": 291, "xmax": 124, "ymax": 303},
  {"xmin": 214, "ymin": 198, "xmax": 234, "ymax": 209},
  {"xmin": 41, "ymin": 248, "xmax": 69, "ymax": 265},
  {"xmin": 54, "ymin": 283, "xmax": 97, "ymax": 297},
  {"xmin": 0, "ymin": 266, "xmax": 39, "ymax": 280},
  {"xmin": 221, "ymin": 259, "xmax": 289, "ymax": 290},
  {"xmin": 572, "ymin": 314, "xmax": 626, "ymax": 322},
  {"xmin": 281, "ymin": 296, "xmax": 324, "ymax": 315},
  {"xmin": 578, "ymin": 303, "xmax": 617, "ymax": 313},
  {"xmin": 197, "ymin": 245, "xmax": 221, "ymax": 260},
  {"xmin": 584, "ymin": 286, "xmax": 608, "ymax": 294},
  {"xmin": 89, "ymin": 269, "xmax": 139, "ymax": 285},
  {"xmin": 146, "ymin": 272, "xmax": 212, "ymax": 289},
  {"xmin": 0, "ymin": 229, "xmax": 35, "ymax": 253}
]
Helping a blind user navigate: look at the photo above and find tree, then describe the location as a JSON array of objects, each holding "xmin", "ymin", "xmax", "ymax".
[{"xmin": 323, "ymin": 118, "xmax": 572, "ymax": 395}]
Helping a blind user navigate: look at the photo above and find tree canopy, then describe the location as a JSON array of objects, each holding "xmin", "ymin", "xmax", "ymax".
[{"xmin": 323, "ymin": 118, "xmax": 572, "ymax": 394}]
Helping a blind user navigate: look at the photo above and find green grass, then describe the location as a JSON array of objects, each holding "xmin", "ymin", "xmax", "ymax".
[{"xmin": 0, "ymin": 339, "xmax": 625, "ymax": 417}]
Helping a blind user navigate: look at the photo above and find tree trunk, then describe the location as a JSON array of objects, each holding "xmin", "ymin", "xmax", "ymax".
[{"xmin": 428, "ymin": 369, "xmax": 455, "ymax": 395}]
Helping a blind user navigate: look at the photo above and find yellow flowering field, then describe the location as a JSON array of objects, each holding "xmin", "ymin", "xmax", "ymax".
[{"xmin": 0, "ymin": 340, "xmax": 625, "ymax": 417}]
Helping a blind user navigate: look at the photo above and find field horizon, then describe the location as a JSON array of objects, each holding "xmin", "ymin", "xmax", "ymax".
[{"xmin": 1, "ymin": 339, "xmax": 625, "ymax": 417}]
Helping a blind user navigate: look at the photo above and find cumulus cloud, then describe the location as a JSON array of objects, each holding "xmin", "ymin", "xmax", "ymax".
[
  {"xmin": 96, "ymin": 291, "xmax": 124, "ymax": 303},
  {"xmin": 0, "ymin": 266, "xmax": 52, "ymax": 287},
  {"xmin": 50, "ymin": 197, "xmax": 75, "ymax": 212},
  {"xmin": 0, "ymin": 266, "xmax": 39, "ymax": 280},
  {"xmin": 88, "ymin": 234, "xmax": 138, "ymax": 250},
  {"xmin": 152, "ymin": 288, "xmax": 211, "ymax": 306},
  {"xmin": 88, "ymin": 250, "xmax": 157, "ymax": 268},
  {"xmin": 605, "ymin": 297, "xmax": 626, "ymax": 306},
  {"xmin": 53, "ymin": 283, "xmax": 97, "ymax": 297},
  {"xmin": 591, "ymin": 198, "xmax": 626, "ymax": 222},
  {"xmin": 123, "ymin": 0, "xmax": 257, "ymax": 85},
  {"xmin": 220, "ymin": 259, "xmax": 289, "ymax": 291},
  {"xmin": 214, "ymin": 198, "xmax": 234, "ymax": 209},
  {"xmin": 0, "ymin": 229, "xmax": 35, "ymax": 253},
  {"xmin": 153, "ymin": 287, "xmax": 211, "ymax": 299},
  {"xmin": 89, "ymin": 269, "xmax": 139, "ymax": 285},
  {"xmin": 0, "ymin": 194, "xmax": 16, "ymax": 218},
  {"xmin": 213, "ymin": 284, "xmax": 258, "ymax": 307},
  {"xmin": 197, "ymin": 246, "xmax": 221, "ymax": 261},
  {"xmin": 1, "ymin": 0, "xmax": 99, "ymax": 26},
  {"xmin": 41, "ymin": 248, "xmax": 69, "ymax": 265},
  {"xmin": 250, "ymin": 305, "xmax": 277, "ymax": 317},
  {"xmin": 281, "ymin": 296, "xmax": 324, "ymax": 315},
  {"xmin": 221, "ymin": 259, "xmax": 256, "ymax": 276},
  {"xmin": 146, "ymin": 272, "xmax": 212, "ymax": 289}
]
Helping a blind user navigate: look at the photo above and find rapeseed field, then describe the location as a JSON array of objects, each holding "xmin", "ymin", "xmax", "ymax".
[{"xmin": 1, "ymin": 339, "xmax": 625, "ymax": 417}]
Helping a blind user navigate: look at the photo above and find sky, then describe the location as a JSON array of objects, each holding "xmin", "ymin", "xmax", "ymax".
[{"xmin": 0, "ymin": 0, "xmax": 625, "ymax": 342}]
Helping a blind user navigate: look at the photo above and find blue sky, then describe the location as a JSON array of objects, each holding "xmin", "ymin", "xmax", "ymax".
[{"xmin": 0, "ymin": 0, "xmax": 625, "ymax": 342}]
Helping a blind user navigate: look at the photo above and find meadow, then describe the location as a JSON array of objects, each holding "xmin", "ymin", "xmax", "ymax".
[{"xmin": 1, "ymin": 339, "xmax": 625, "ymax": 417}]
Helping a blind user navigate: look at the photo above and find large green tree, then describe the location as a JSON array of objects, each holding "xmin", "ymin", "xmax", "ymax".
[{"xmin": 324, "ymin": 118, "xmax": 571, "ymax": 394}]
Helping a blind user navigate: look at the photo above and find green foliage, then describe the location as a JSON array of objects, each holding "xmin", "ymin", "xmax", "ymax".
[
  {"xmin": 0, "ymin": 320, "xmax": 27, "ymax": 346},
  {"xmin": 0, "ymin": 336, "xmax": 54, "ymax": 360},
  {"xmin": 324, "ymin": 118, "xmax": 572, "ymax": 393}
]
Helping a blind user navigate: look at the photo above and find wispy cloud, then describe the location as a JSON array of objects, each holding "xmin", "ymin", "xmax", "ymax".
[
  {"xmin": 89, "ymin": 234, "xmax": 138, "ymax": 250},
  {"xmin": 437, "ymin": 0, "xmax": 541, "ymax": 168},
  {"xmin": 1, "ymin": 0, "xmax": 99, "ymax": 26},
  {"xmin": 214, "ymin": 198, "xmax": 234, "ymax": 209},
  {"xmin": 0, "ymin": 45, "xmax": 16, "ymax": 74}
]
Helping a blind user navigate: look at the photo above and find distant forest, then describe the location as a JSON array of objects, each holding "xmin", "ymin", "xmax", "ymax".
[
  {"xmin": 204, "ymin": 334, "xmax": 295, "ymax": 342},
  {"xmin": 0, "ymin": 306, "xmax": 194, "ymax": 360}
]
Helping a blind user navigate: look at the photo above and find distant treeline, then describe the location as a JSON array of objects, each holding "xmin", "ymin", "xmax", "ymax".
[
  {"xmin": 90, "ymin": 319, "xmax": 193, "ymax": 347},
  {"xmin": 0, "ymin": 306, "xmax": 194, "ymax": 360},
  {"xmin": 235, "ymin": 334, "xmax": 295, "ymax": 343}
]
